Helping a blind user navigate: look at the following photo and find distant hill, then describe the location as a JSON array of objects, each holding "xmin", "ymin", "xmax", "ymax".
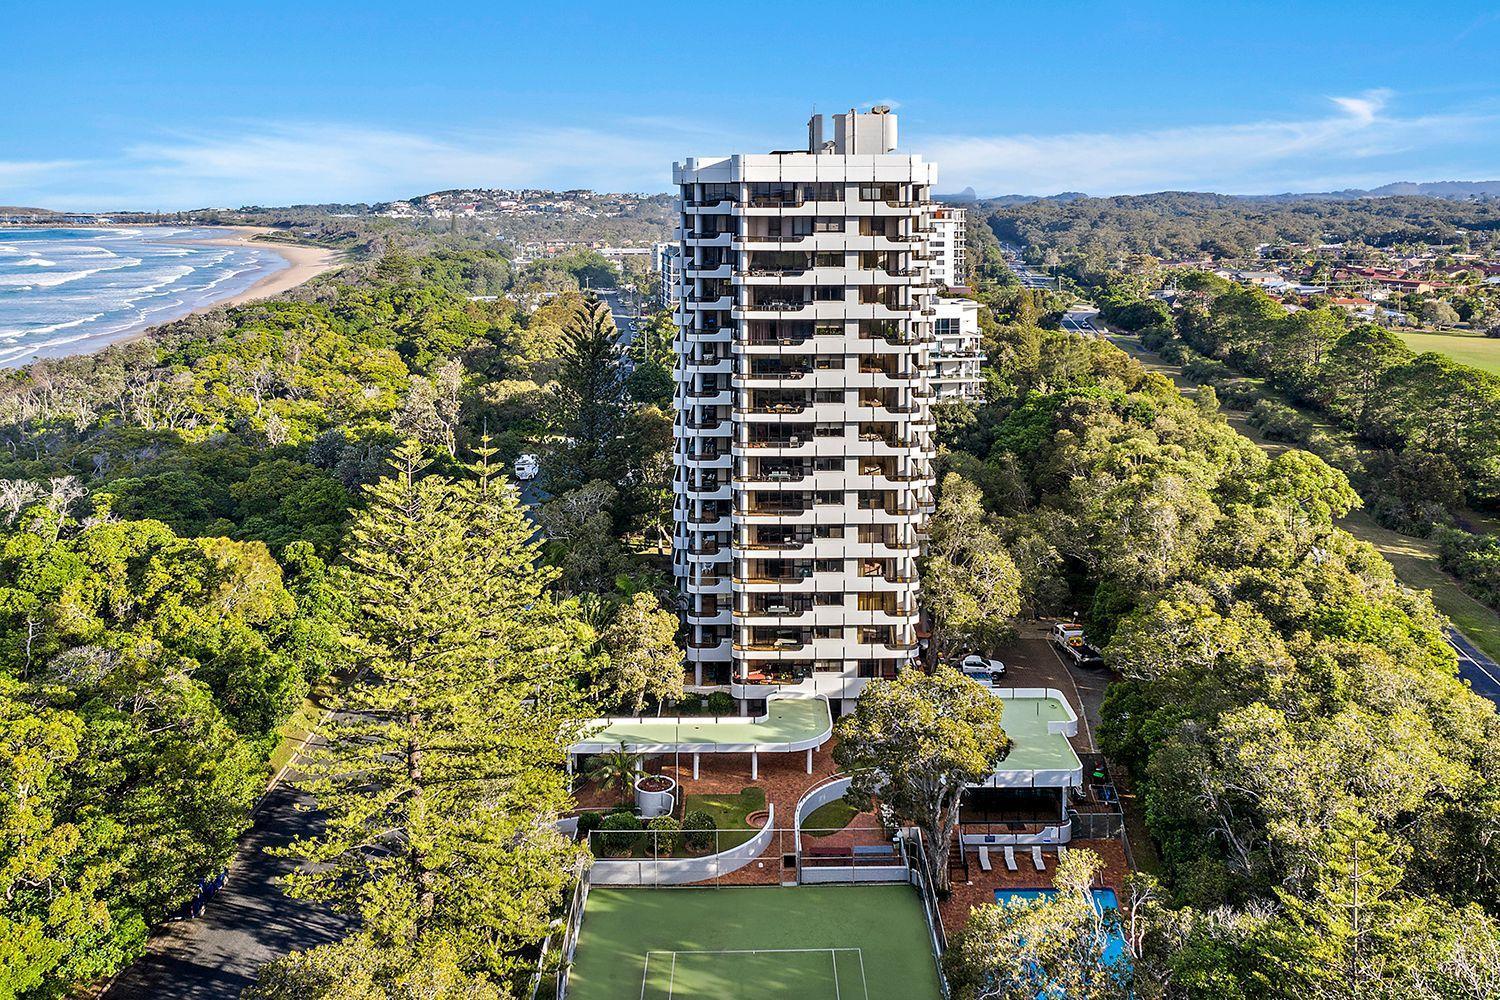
[
  {"xmin": 959, "ymin": 181, "xmax": 1500, "ymax": 203},
  {"xmin": 1264, "ymin": 180, "xmax": 1500, "ymax": 202},
  {"xmin": 934, "ymin": 187, "xmax": 978, "ymax": 204}
]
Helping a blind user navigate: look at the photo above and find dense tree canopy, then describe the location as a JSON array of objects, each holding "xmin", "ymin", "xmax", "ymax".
[{"xmin": 0, "ymin": 494, "xmax": 337, "ymax": 995}]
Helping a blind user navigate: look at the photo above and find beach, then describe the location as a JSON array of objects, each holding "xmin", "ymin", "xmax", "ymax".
[
  {"xmin": 186, "ymin": 226, "xmax": 341, "ymax": 307},
  {"xmin": 0, "ymin": 224, "xmax": 344, "ymax": 367}
]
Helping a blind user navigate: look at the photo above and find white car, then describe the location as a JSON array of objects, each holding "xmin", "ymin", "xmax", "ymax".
[
  {"xmin": 513, "ymin": 454, "xmax": 540, "ymax": 481},
  {"xmin": 960, "ymin": 654, "xmax": 1006, "ymax": 683}
]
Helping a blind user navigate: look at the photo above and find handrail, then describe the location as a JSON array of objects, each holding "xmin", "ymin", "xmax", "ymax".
[{"xmin": 587, "ymin": 804, "xmax": 777, "ymax": 886}]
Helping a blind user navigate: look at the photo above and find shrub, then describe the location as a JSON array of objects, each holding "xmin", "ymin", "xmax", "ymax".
[
  {"xmin": 576, "ymin": 811, "xmax": 603, "ymax": 844},
  {"xmin": 676, "ymin": 694, "xmax": 706, "ymax": 715},
  {"xmin": 1247, "ymin": 399, "xmax": 1311, "ymax": 443},
  {"xmin": 1436, "ymin": 527, "xmax": 1500, "ymax": 610},
  {"xmin": 1183, "ymin": 357, "xmax": 1230, "ymax": 384},
  {"xmin": 597, "ymin": 812, "xmax": 643, "ymax": 855},
  {"xmin": 1212, "ymin": 380, "xmax": 1261, "ymax": 411},
  {"xmin": 705, "ymin": 691, "xmax": 736, "ymax": 715},
  {"xmin": 683, "ymin": 810, "xmax": 717, "ymax": 851},
  {"xmin": 648, "ymin": 815, "xmax": 683, "ymax": 854}
]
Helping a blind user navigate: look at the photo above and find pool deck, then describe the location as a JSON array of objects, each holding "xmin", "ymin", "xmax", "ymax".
[{"xmin": 938, "ymin": 839, "xmax": 1131, "ymax": 932}]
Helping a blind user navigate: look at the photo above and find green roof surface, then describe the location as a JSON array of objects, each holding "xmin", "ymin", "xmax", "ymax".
[
  {"xmin": 993, "ymin": 695, "xmax": 1083, "ymax": 775},
  {"xmin": 577, "ymin": 697, "xmax": 832, "ymax": 752}
]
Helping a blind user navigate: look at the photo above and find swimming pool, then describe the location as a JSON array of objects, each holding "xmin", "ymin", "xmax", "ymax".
[{"xmin": 993, "ymin": 888, "xmax": 1128, "ymax": 966}]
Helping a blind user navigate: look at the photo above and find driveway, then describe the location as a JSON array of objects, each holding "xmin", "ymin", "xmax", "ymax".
[{"xmin": 105, "ymin": 780, "xmax": 351, "ymax": 999}]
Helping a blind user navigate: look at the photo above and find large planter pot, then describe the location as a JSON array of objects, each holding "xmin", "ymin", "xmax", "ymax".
[{"xmin": 634, "ymin": 774, "xmax": 677, "ymax": 819}]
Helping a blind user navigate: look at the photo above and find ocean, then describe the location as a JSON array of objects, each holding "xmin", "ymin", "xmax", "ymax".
[{"xmin": 0, "ymin": 226, "xmax": 290, "ymax": 368}]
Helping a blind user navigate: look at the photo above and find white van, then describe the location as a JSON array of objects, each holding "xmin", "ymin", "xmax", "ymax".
[
  {"xmin": 513, "ymin": 454, "xmax": 540, "ymax": 481},
  {"xmin": 1050, "ymin": 622, "xmax": 1085, "ymax": 645}
]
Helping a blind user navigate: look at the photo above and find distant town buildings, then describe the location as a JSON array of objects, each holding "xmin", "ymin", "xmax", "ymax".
[{"xmin": 373, "ymin": 187, "xmax": 666, "ymax": 221}]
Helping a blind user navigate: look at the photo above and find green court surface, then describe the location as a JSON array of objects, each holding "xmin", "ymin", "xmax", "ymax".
[
  {"xmin": 566, "ymin": 885, "xmax": 942, "ymax": 1000},
  {"xmin": 992, "ymin": 695, "xmax": 1080, "ymax": 775},
  {"xmin": 575, "ymin": 697, "xmax": 832, "ymax": 752}
]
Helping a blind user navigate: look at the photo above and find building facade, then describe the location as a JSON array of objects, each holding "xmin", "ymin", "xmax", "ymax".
[
  {"xmin": 931, "ymin": 296, "xmax": 983, "ymax": 399},
  {"xmin": 652, "ymin": 241, "xmax": 682, "ymax": 309},
  {"xmin": 671, "ymin": 108, "xmax": 952, "ymax": 713},
  {"xmin": 928, "ymin": 206, "xmax": 967, "ymax": 288}
]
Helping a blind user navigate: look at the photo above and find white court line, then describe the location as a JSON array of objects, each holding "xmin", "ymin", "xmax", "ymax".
[
  {"xmin": 641, "ymin": 948, "xmax": 867, "ymax": 1000},
  {"xmin": 647, "ymin": 948, "xmax": 864, "ymax": 955}
]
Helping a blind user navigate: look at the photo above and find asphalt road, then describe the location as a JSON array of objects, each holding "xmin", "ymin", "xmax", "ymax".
[
  {"xmin": 105, "ymin": 780, "xmax": 350, "ymax": 999},
  {"xmin": 1449, "ymin": 627, "xmax": 1500, "ymax": 705}
]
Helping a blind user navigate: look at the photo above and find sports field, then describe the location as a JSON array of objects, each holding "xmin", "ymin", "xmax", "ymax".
[
  {"xmin": 565, "ymin": 885, "xmax": 943, "ymax": 1000},
  {"xmin": 1397, "ymin": 331, "xmax": 1500, "ymax": 376}
]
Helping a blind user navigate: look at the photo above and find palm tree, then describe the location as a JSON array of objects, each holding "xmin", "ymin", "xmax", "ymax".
[{"xmin": 587, "ymin": 748, "xmax": 642, "ymax": 805}]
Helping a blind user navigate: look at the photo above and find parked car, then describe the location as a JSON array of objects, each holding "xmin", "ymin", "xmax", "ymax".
[
  {"xmin": 959, "ymin": 653, "xmax": 1006, "ymax": 685},
  {"xmin": 1049, "ymin": 621, "xmax": 1085, "ymax": 645},
  {"xmin": 514, "ymin": 453, "xmax": 540, "ymax": 481}
]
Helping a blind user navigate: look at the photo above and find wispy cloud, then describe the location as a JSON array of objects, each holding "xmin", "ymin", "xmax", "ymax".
[
  {"xmin": 927, "ymin": 90, "xmax": 1499, "ymax": 195},
  {"xmin": 2, "ymin": 90, "xmax": 1496, "ymax": 209},
  {"xmin": 1, "ymin": 119, "xmax": 750, "ymax": 211},
  {"xmin": 0, "ymin": 159, "xmax": 84, "ymax": 194}
]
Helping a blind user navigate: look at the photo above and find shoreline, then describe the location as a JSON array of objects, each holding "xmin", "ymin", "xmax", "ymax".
[
  {"xmin": 1, "ymin": 225, "xmax": 343, "ymax": 367},
  {"xmin": 179, "ymin": 225, "xmax": 342, "ymax": 308}
]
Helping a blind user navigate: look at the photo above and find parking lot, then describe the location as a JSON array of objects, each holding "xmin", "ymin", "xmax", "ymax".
[{"xmin": 964, "ymin": 622, "xmax": 1110, "ymax": 755}]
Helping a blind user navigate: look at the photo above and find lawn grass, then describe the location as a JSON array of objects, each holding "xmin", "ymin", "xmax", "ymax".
[
  {"xmin": 266, "ymin": 694, "xmax": 324, "ymax": 781},
  {"xmin": 1396, "ymin": 330, "xmax": 1500, "ymax": 376},
  {"xmin": 801, "ymin": 799, "xmax": 859, "ymax": 837},
  {"xmin": 682, "ymin": 787, "xmax": 766, "ymax": 849},
  {"xmin": 568, "ymin": 885, "xmax": 943, "ymax": 1000}
]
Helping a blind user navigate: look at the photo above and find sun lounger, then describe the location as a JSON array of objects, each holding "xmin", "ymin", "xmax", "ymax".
[
  {"xmin": 1003, "ymin": 846, "xmax": 1018, "ymax": 871},
  {"xmin": 1032, "ymin": 845, "xmax": 1046, "ymax": 871},
  {"xmin": 978, "ymin": 846, "xmax": 993, "ymax": 871}
]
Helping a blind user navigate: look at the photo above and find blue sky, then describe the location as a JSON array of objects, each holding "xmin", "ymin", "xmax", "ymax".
[{"xmin": 4, "ymin": 1, "xmax": 1499, "ymax": 210}]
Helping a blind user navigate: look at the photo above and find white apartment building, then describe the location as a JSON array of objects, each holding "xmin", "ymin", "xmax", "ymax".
[
  {"xmin": 671, "ymin": 107, "xmax": 940, "ymax": 713},
  {"xmin": 931, "ymin": 296, "xmax": 983, "ymax": 400},
  {"xmin": 928, "ymin": 206, "xmax": 968, "ymax": 288},
  {"xmin": 652, "ymin": 241, "xmax": 682, "ymax": 309}
]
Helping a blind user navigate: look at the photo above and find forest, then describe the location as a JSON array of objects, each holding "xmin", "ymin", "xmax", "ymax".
[
  {"xmin": 933, "ymin": 274, "xmax": 1500, "ymax": 996},
  {"xmin": 0, "ymin": 232, "xmax": 681, "ymax": 997},
  {"xmin": 1084, "ymin": 271, "xmax": 1500, "ymax": 621},
  {"xmin": 985, "ymin": 191, "xmax": 1500, "ymax": 266}
]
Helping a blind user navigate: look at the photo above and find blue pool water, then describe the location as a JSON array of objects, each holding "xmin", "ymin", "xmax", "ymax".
[{"xmin": 994, "ymin": 887, "xmax": 1128, "ymax": 966}]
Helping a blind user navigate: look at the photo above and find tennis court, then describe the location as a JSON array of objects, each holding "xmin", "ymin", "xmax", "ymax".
[{"xmin": 566, "ymin": 885, "xmax": 942, "ymax": 1000}]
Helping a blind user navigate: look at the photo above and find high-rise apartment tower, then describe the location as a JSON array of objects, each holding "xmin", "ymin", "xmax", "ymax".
[{"xmin": 671, "ymin": 107, "xmax": 952, "ymax": 713}]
